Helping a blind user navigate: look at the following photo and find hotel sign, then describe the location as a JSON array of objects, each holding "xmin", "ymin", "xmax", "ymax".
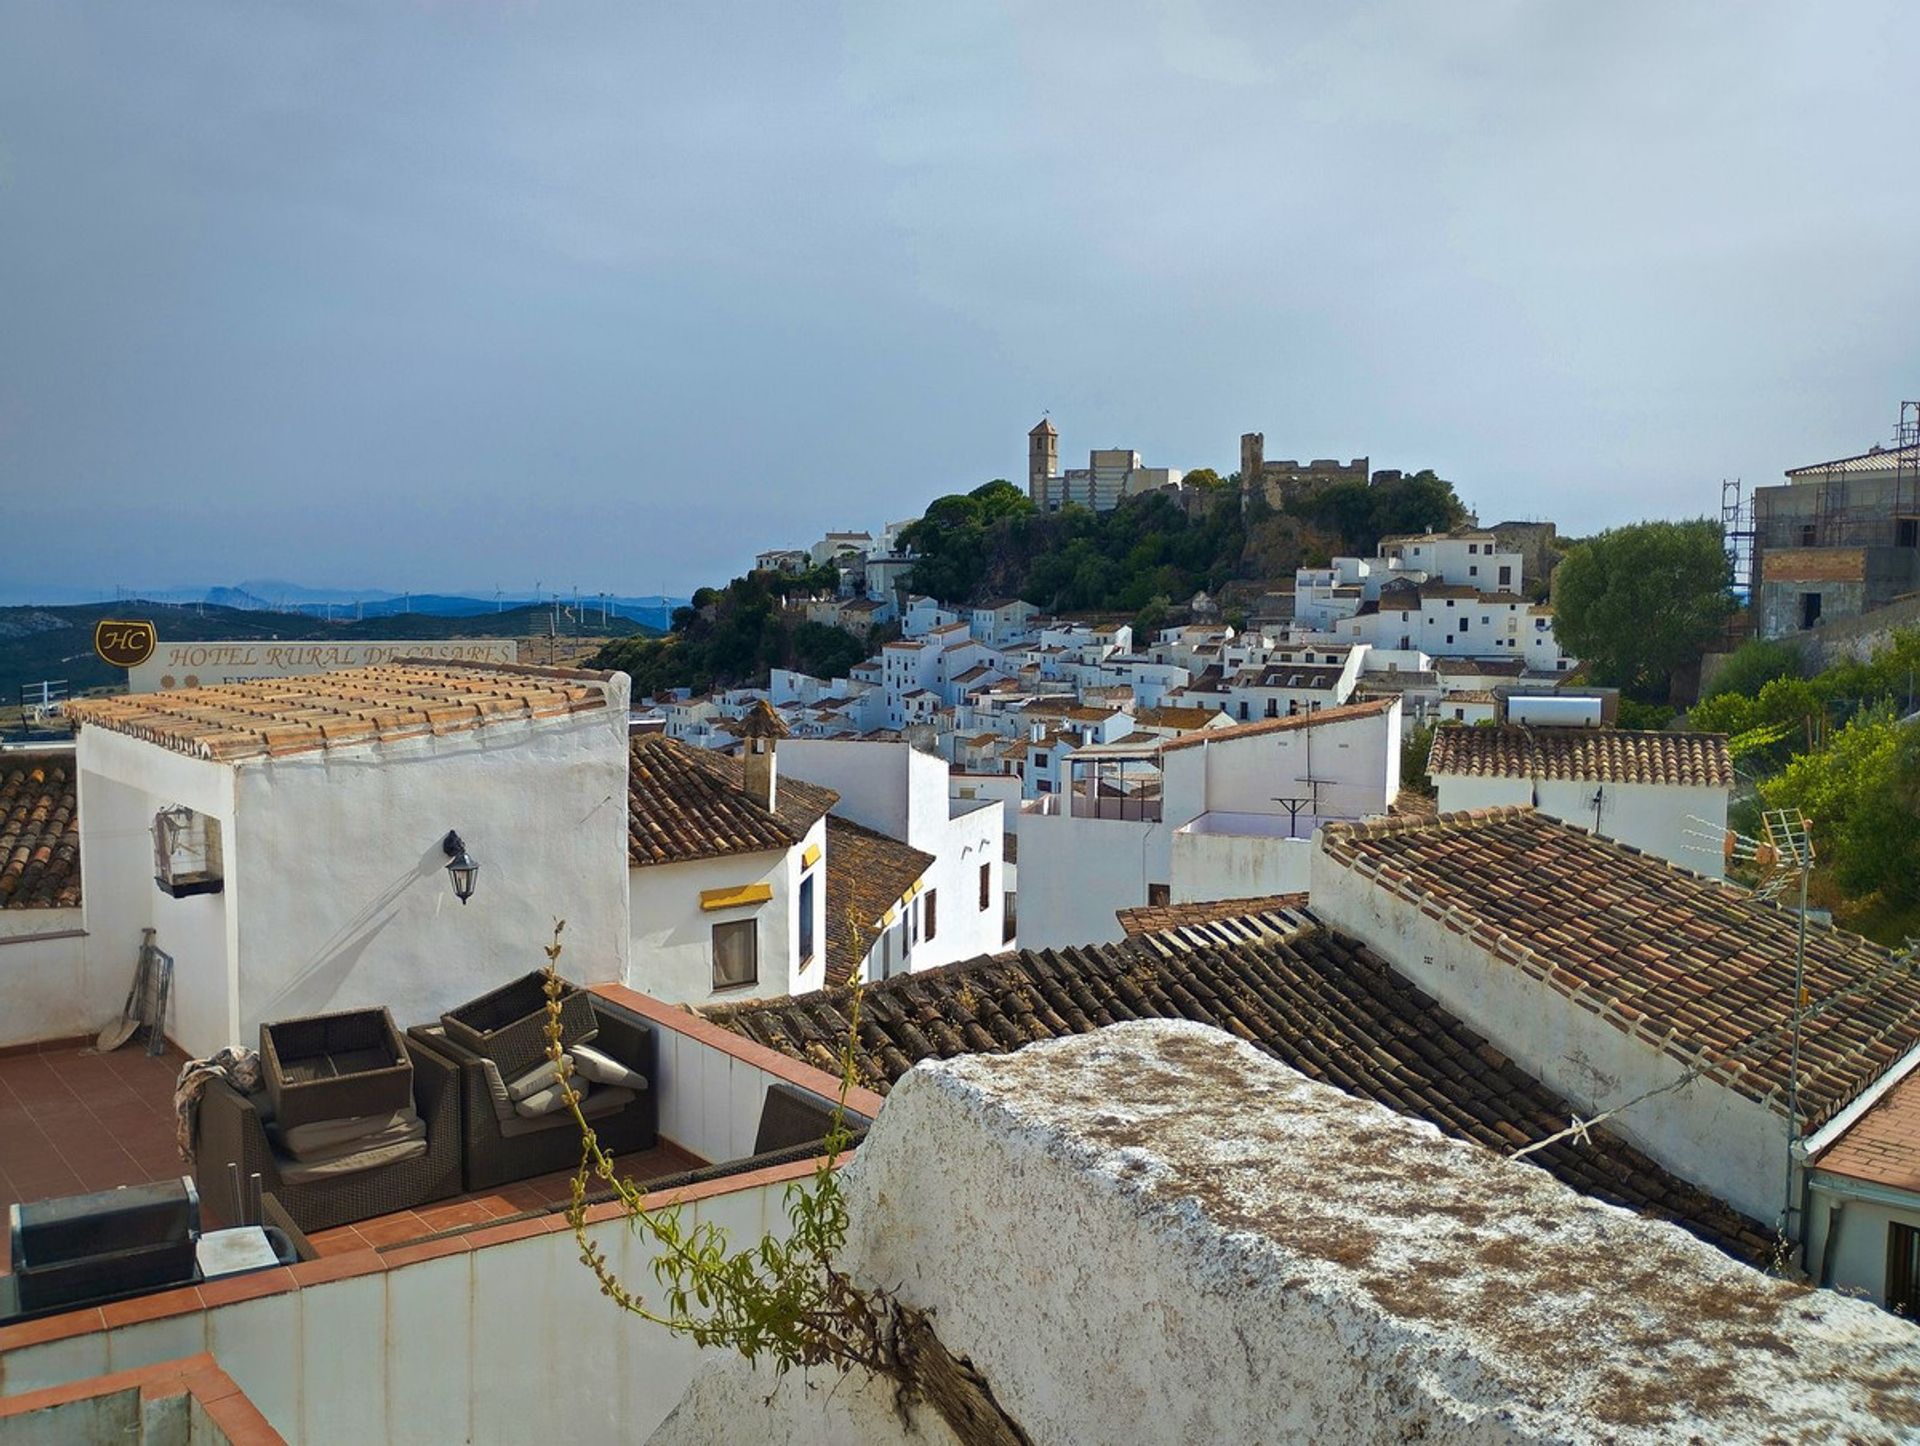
[
  {"xmin": 94, "ymin": 619, "xmax": 158, "ymax": 669},
  {"xmin": 126, "ymin": 638, "xmax": 519, "ymax": 693}
]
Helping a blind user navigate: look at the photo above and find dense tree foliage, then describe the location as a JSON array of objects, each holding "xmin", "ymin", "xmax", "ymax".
[
  {"xmin": 589, "ymin": 574, "xmax": 870, "ymax": 694},
  {"xmin": 895, "ymin": 480, "xmax": 1035, "ymax": 604},
  {"xmin": 1704, "ymin": 638, "xmax": 1805, "ymax": 699},
  {"xmin": 1281, "ymin": 469, "xmax": 1469, "ymax": 557},
  {"xmin": 1551, "ymin": 520, "xmax": 1734, "ymax": 697},
  {"xmin": 1760, "ymin": 708, "xmax": 1920, "ymax": 908},
  {"xmin": 1690, "ymin": 628, "xmax": 1920, "ymax": 765}
]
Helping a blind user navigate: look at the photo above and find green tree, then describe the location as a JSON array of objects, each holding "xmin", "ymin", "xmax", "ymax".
[
  {"xmin": 1551, "ymin": 520, "xmax": 1733, "ymax": 697},
  {"xmin": 1760, "ymin": 710, "xmax": 1920, "ymax": 907},
  {"xmin": 1704, "ymin": 638, "xmax": 1804, "ymax": 700}
]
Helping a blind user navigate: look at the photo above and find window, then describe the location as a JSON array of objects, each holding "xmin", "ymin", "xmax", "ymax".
[
  {"xmin": 1889, "ymin": 1223, "xmax": 1920, "ymax": 1318},
  {"xmin": 1264, "ymin": 699, "xmax": 1278, "ymax": 718},
  {"xmin": 1900, "ymin": 518, "xmax": 1920, "ymax": 548},
  {"xmin": 1498, "ymin": 565, "xmax": 1512, "ymax": 586},
  {"xmin": 1032, "ymin": 751, "xmax": 1049, "ymax": 769},
  {"xmin": 1469, "ymin": 565, "xmax": 1479, "ymax": 576},
  {"xmin": 1036, "ymin": 779, "xmax": 1052, "ymax": 794},
  {"xmin": 1003, "ymin": 890, "xmax": 1018, "ymax": 943},
  {"xmin": 798, "ymin": 873, "xmax": 815, "ymax": 964},
  {"xmin": 711, "ymin": 920, "xmax": 758, "ymax": 990},
  {"xmin": 153, "ymin": 807, "xmax": 223, "ymax": 898},
  {"xmin": 1147, "ymin": 883, "xmax": 1171, "ymax": 907},
  {"xmin": 924, "ymin": 889, "xmax": 937, "ymax": 941},
  {"xmin": 979, "ymin": 862, "xmax": 991, "ymax": 911}
]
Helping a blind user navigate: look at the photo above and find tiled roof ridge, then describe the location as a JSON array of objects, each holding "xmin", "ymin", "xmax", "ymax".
[
  {"xmin": 386, "ymin": 657, "xmax": 617, "ymax": 683},
  {"xmin": 1157, "ymin": 696, "xmax": 1394, "ymax": 752}
]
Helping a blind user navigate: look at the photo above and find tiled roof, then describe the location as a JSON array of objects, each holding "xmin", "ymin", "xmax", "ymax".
[
  {"xmin": 1115, "ymin": 894, "xmax": 1309, "ymax": 938},
  {"xmin": 1158, "ymin": 696, "xmax": 1395, "ymax": 752},
  {"xmin": 0, "ymin": 751, "xmax": 80, "ymax": 909},
  {"xmin": 1429, "ymin": 726, "xmax": 1734, "ymax": 788},
  {"xmin": 64, "ymin": 662, "xmax": 612, "ymax": 763},
  {"xmin": 1816, "ymin": 1069, "xmax": 1920, "ymax": 1192},
  {"xmin": 627, "ymin": 735, "xmax": 837, "ymax": 867},
  {"xmin": 703, "ymin": 912, "xmax": 1772, "ymax": 1259},
  {"xmin": 823, "ymin": 816, "xmax": 934, "ymax": 987},
  {"xmin": 1135, "ymin": 706, "xmax": 1219, "ymax": 731},
  {"xmin": 1318, "ymin": 808, "xmax": 1919, "ymax": 1129},
  {"xmin": 1785, "ymin": 442, "xmax": 1920, "ymax": 477}
]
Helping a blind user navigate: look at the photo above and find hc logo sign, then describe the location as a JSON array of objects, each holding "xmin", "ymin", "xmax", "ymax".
[{"xmin": 94, "ymin": 619, "xmax": 157, "ymax": 669}]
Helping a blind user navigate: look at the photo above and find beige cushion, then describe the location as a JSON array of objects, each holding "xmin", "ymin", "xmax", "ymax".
[
  {"xmin": 499, "ymin": 1085, "xmax": 636, "ymax": 1138},
  {"xmin": 277, "ymin": 1108, "xmax": 418, "ymax": 1159},
  {"xmin": 512, "ymin": 1079, "xmax": 590, "ymax": 1119},
  {"xmin": 277, "ymin": 1108, "xmax": 425, "ymax": 1164},
  {"xmin": 278, "ymin": 1135, "xmax": 428, "ymax": 1185},
  {"xmin": 475, "ymin": 1058, "xmax": 517, "ymax": 1125},
  {"xmin": 570, "ymin": 1044, "xmax": 647, "ymax": 1092},
  {"xmin": 506, "ymin": 1055, "xmax": 572, "ymax": 1102}
]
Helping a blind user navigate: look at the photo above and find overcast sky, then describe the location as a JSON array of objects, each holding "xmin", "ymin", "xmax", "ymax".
[{"xmin": 4, "ymin": 1, "xmax": 1919, "ymax": 601}]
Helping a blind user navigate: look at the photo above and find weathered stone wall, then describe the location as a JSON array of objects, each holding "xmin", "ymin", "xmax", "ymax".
[{"xmin": 652, "ymin": 1022, "xmax": 1920, "ymax": 1445}]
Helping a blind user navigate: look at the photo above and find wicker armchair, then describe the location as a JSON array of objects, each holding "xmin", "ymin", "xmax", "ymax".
[
  {"xmin": 192, "ymin": 1039, "xmax": 462, "ymax": 1235},
  {"xmin": 410, "ymin": 996, "xmax": 658, "ymax": 1192}
]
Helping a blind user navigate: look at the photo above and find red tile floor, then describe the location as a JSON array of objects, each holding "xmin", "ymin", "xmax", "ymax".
[{"xmin": 1, "ymin": 1037, "xmax": 701, "ymax": 1273}]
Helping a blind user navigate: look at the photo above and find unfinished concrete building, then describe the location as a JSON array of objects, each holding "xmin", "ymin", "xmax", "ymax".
[{"xmin": 1751, "ymin": 402, "xmax": 1920, "ymax": 638}]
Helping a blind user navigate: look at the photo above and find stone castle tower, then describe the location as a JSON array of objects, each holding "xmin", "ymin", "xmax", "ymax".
[
  {"xmin": 1028, "ymin": 417, "xmax": 1059, "ymax": 504},
  {"xmin": 1240, "ymin": 432, "xmax": 1265, "ymax": 489}
]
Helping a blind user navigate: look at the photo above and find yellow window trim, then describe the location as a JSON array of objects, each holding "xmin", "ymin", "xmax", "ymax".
[
  {"xmin": 700, "ymin": 882, "xmax": 774, "ymax": 912},
  {"xmin": 801, "ymin": 843, "xmax": 822, "ymax": 869}
]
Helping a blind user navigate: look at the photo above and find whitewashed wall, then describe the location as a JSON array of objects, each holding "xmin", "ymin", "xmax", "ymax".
[
  {"xmin": 0, "ymin": 912, "xmax": 91, "ymax": 1047},
  {"xmin": 1169, "ymin": 824, "xmax": 1313, "ymax": 903},
  {"xmin": 230, "ymin": 707, "xmax": 631, "ymax": 1049},
  {"xmin": 1013, "ymin": 811, "xmax": 1167, "ymax": 949},
  {"xmin": 77, "ymin": 731, "xmax": 240, "ymax": 1054},
  {"xmin": 1309, "ymin": 840, "xmax": 1788, "ymax": 1223},
  {"xmin": 1806, "ymin": 1180, "xmax": 1920, "ymax": 1310},
  {"xmin": 628, "ymin": 825, "xmax": 821, "ymax": 1007},
  {"xmin": 0, "ymin": 1176, "xmax": 803, "ymax": 1444},
  {"xmin": 1432, "ymin": 774, "xmax": 1730, "ymax": 879}
]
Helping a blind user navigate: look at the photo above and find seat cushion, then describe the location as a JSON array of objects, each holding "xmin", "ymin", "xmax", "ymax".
[
  {"xmin": 570, "ymin": 1044, "xmax": 647, "ymax": 1092},
  {"xmin": 277, "ymin": 1135, "xmax": 429, "ymax": 1185},
  {"xmin": 276, "ymin": 1108, "xmax": 419, "ymax": 1159},
  {"xmin": 499, "ymin": 1085, "xmax": 636, "ymax": 1139},
  {"xmin": 513, "ymin": 1079, "xmax": 590, "ymax": 1119},
  {"xmin": 506, "ymin": 1055, "xmax": 572, "ymax": 1102}
]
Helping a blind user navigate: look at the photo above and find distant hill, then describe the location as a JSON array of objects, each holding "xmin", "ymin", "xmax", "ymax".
[
  {"xmin": 0, "ymin": 583, "xmax": 687, "ymax": 633},
  {"xmin": 0, "ymin": 600, "xmax": 660, "ymax": 710}
]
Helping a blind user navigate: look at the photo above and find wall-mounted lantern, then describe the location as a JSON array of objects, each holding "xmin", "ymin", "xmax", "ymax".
[{"xmin": 443, "ymin": 831, "xmax": 480, "ymax": 905}]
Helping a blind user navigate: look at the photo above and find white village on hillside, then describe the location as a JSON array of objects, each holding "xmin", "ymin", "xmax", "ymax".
[{"xmin": 3, "ymin": 402, "xmax": 1920, "ymax": 1443}]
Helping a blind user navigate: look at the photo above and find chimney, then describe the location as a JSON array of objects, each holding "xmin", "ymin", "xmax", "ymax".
[{"xmin": 741, "ymin": 700, "xmax": 789, "ymax": 813}]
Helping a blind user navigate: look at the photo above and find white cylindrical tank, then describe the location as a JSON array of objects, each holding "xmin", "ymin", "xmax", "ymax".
[{"xmin": 1506, "ymin": 694, "xmax": 1603, "ymax": 728}]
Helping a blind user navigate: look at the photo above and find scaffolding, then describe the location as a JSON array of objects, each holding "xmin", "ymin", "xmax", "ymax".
[{"xmin": 1721, "ymin": 478, "xmax": 1754, "ymax": 597}]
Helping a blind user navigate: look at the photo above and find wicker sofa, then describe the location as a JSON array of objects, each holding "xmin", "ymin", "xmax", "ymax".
[
  {"xmin": 409, "ymin": 995, "xmax": 659, "ymax": 1192},
  {"xmin": 193, "ymin": 1039, "xmax": 463, "ymax": 1234}
]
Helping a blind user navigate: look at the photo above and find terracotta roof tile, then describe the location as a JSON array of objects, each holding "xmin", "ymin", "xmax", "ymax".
[
  {"xmin": 1157, "ymin": 696, "xmax": 1395, "ymax": 752},
  {"xmin": 627, "ymin": 736, "xmax": 837, "ymax": 867},
  {"xmin": 1319, "ymin": 808, "xmax": 1916, "ymax": 1129},
  {"xmin": 703, "ymin": 912, "xmax": 1771, "ymax": 1260},
  {"xmin": 1115, "ymin": 894, "xmax": 1309, "ymax": 937},
  {"xmin": 1818, "ymin": 1069, "xmax": 1920, "ymax": 1191},
  {"xmin": 64, "ymin": 662, "xmax": 613, "ymax": 763},
  {"xmin": 823, "ymin": 816, "xmax": 934, "ymax": 987},
  {"xmin": 1429, "ymin": 726, "xmax": 1733, "ymax": 788},
  {"xmin": 0, "ymin": 752, "xmax": 80, "ymax": 909}
]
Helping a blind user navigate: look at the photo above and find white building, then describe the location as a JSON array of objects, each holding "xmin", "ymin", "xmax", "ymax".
[
  {"xmin": 1015, "ymin": 696, "xmax": 1402, "ymax": 948},
  {"xmin": 1310, "ymin": 806, "xmax": 1920, "ymax": 1231},
  {"xmin": 1426, "ymin": 725, "xmax": 1733, "ymax": 877},
  {"xmin": 808, "ymin": 530, "xmax": 875, "ymax": 567},
  {"xmin": 63, "ymin": 662, "xmax": 633, "ymax": 1059},
  {"xmin": 625, "ymin": 706, "xmax": 832, "ymax": 1006},
  {"xmin": 781, "ymin": 737, "xmax": 1009, "ymax": 973}
]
